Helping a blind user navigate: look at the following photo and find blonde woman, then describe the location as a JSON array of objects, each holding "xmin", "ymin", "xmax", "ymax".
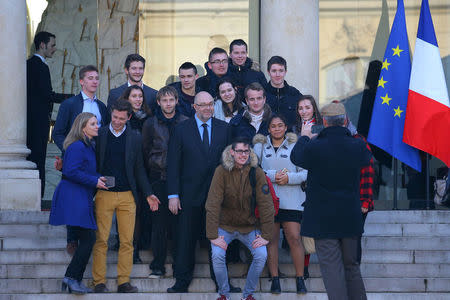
[{"xmin": 50, "ymin": 112, "xmax": 107, "ymax": 294}]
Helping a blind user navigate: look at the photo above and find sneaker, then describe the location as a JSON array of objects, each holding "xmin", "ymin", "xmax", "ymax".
[
  {"xmin": 217, "ymin": 295, "xmax": 230, "ymax": 300},
  {"xmin": 148, "ymin": 269, "xmax": 165, "ymax": 279},
  {"xmin": 241, "ymin": 295, "xmax": 256, "ymax": 300}
]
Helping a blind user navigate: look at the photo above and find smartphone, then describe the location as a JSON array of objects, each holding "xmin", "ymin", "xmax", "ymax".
[
  {"xmin": 104, "ymin": 176, "xmax": 115, "ymax": 188},
  {"xmin": 311, "ymin": 124, "xmax": 324, "ymax": 134}
]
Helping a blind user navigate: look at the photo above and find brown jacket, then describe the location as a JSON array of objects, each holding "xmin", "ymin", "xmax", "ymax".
[{"xmin": 205, "ymin": 145, "xmax": 274, "ymax": 241}]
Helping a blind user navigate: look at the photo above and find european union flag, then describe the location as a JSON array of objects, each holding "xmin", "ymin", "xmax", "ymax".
[{"xmin": 368, "ymin": 0, "xmax": 421, "ymax": 171}]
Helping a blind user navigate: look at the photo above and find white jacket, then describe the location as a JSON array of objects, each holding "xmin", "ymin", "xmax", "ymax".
[{"xmin": 253, "ymin": 133, "xmax": 307, "ymax": 211}]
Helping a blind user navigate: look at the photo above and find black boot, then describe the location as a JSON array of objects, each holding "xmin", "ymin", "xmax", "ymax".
[
  {"xmin": 270, "ymin": 276, "xmax": 281, "ymax": 294},
  {"xmin": 296, "ymin": 276, "xmax": 307, "ymax": 294},
  {"xmin": 303, "ymin": 266, "xmax": 310, "ymax": 280}
]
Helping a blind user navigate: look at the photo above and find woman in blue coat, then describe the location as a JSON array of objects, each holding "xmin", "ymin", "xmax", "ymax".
[{"xmin": 49, "ymin": 112, "xmax": 107, "ymax": 294}]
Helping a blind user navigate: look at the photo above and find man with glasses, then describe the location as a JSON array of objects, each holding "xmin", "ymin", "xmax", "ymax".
[
  {"xmin": 230, "ymin": 82, "xmax": 272, "ymax": 141},
  {"xmin": 197, "ymin": 48, "xmax": 230, "ymax": 98},
  {"xmin": 166, "ymin": 91, "xmax": 231, "ymax": 293},
  {"xmin": 206, "ymin": 138, "xmax": 274, "ymax": 300}
]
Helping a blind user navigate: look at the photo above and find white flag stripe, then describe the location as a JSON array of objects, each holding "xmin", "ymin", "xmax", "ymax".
[{"xmin": 409, "ymin": 38, "xmax": 450, "ymax": 107}]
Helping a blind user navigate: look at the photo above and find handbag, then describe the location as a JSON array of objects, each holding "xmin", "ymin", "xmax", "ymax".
[
  {"xmin": 302, "ymin": 236, "xmax": 315, "ymax": 254},
  {"xmin": 249, "ymin": 167, "xmax": 280, "ymax": 218},
  {"xmin": 434, "ymin": 176, "xmax": 450, "ymax": 207}
]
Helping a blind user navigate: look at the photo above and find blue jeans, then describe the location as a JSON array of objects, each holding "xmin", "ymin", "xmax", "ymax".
[{"xmin": 211, "ymin": 228, "xmax": 267, "ymax": 298}]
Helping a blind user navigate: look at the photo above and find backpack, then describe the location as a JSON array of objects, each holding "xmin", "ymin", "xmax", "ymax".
[{"xmin": 249, "ymin": 167, "xmax": 279, "ymax": 218}]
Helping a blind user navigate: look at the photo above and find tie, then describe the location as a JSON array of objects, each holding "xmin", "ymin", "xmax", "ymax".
[{"xmin": 202, "ymin": 123, "xmax": 209, "ymax": 150}]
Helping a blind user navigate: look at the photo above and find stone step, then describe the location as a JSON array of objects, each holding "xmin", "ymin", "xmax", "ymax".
[
  {"xmin": 1, "ymin": 210, "xmax": 449, "ymax": 225},
  {"xmin": 2, "ymin": 223, "xmax": 449, "ymax": 238},
  {"xmin": 5, "ymin": 293, "xmax": 450, "ymax": 300},
  {"xmin": 2, "ymin": 263, "xmax": 449, "ymax": 279},
  {"xmin": 1, "ymin": 249, "xmax": 448, "ymax": 265},
  {"xmin": 3, "ymin": 235, "xmax": 449, "ymax": 251},
  {"xmin": 0, "ymin": 277, "xmax": 448, "ymax": 294}
]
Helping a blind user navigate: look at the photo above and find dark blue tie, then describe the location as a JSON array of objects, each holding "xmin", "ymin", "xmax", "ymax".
[{"xmin": 202, "ymin": 123, "xmax": 209, "ymax": 150}]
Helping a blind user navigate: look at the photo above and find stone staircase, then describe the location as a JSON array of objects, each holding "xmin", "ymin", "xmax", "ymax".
[{"xmin": 0, "ymin": 210, "xmax": 449, "ymax": 300}]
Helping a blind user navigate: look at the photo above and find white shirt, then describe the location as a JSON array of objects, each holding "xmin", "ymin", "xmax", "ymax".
[
  {"xmin": 109, "ymin": 123, "xmax": 126, "ymax": 137},
  {"xmin": 249, "ymin": 111, "xmax": 263, "ymax": 132},
  {"xmin": 81, "ymin": 91, "xmax": 102, "ymax": 126},
  {"xmin": 34, "ymin": 53, "xmax": 47, "ymax": 65}
]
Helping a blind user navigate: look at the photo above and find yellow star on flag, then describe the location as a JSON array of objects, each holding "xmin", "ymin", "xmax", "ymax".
[
  {"xmin": 382, "ymin": 58, "xmax": 391, "ymax": 70},
  {"xmin": 393, "ymin": 106, "xmax": 403, "ymax": 118},
  {"xmin": 378, "ymin": 76, "xmax": 387, "ymax": 88},
  {"xmin": 392, "ymin": 45, "xmax": 403, "ymax": 57},
  {"xmin": 381, "ymin": 93, "xmax": 391, "ymax": 105}
]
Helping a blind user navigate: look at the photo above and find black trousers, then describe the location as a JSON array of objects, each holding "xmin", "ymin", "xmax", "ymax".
[
  {"xmin": 150, "ymin": 180, "xmax": 176, "ymax": 273},
  {"xmin": 173, "ymin": 205, "xmax": 206, "ymax": 286},
  {"xmin": 65, "ymin": 226, "xmax": 96, "ymax": 281},
  {"xmin": 27, "ymin": 132, "xmax": 48, "ymax": 198}
]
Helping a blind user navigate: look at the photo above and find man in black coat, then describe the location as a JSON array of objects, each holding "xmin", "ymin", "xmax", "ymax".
[
  {"xmin": 290, "ymin": 102, "xmax": 370, "ymax": 300},
  {"xmin": 265, "ymin": 56, "xmax": 302, "ymax": 129},
  {"xmin": 92, "ymin": 99, "xmax": 159, "ymax": 294},
  {"xmin": 106, "ymin": 54, "xmax": 157, "ymax": 114},
  {"xmin": 166, "ymin": 91, "xmax": 231, "ymax": 292},
  {"xmin": 169, "ymin": 62, "xmax": 201, "ymax": 118},
  {"xmin": 26, "ymin": 31, "xmax": 73, "ymax": 197},
  {"xmin": 196, "ymin": 48, "xmax": 230, "ymax": 98},
  {"xmin": 53, "ymin": 65, "xmax": 109, "ymax": 152},
  {"xmin": 228, "ymin": 39, "xmax": 266, "ymax": 99}
]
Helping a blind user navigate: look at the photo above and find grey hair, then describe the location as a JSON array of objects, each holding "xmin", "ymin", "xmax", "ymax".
[{"xmin": 323, "ymin": 114, "xmax": 346, "ymax": 127}]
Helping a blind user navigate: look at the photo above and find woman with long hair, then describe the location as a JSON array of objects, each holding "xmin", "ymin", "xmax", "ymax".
[
  {"xmin": 49, "ymin": 112, "xmax": 107, "ymax": 294},
  {"xmin": 213, "ymin": 77, "xmax": 244, "ymax": 123},
  {"xmin": 293, "ymin": 94, "xmax": 322, "ymax": 280},
  {"xmin": 119, "ymin": 85, "xmax": 150, "ymax": 131},
  {"xmin": 253, "ymin": 114, "xmax": 308, "ymax": 294}
]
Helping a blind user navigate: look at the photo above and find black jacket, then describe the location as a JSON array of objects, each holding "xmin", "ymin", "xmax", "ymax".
[
  {"xmin": 265, "ymin": 81, "xmax": 302, "ymax": 129},
  {"xmin": 167, "ymin": 117, "xmax": 231, "ymax": 207},
  {"xmin": 169, "ymin": 81, "xmax": 201, "ymax": 118},
  {"xmin": 142, "ymin": 109, "xmax": 188, "ymax": 181},
  {"xmin": 228, "ymin": 57, "xmax": 266, "ymax": 99},
  {"xmin": 196, "ymin": 62, "xmax": 230, "ymax": 98},
  {"xmin": 229, "ymin": 104, "xmax": 272, "ymax": 142},
  {"xmin": 290, "ymin": 126, "xmax": 372, "ymax": 239},
  {"xmin": 96, "ymin": 126, "xmax": 153, "ymax": 208}
]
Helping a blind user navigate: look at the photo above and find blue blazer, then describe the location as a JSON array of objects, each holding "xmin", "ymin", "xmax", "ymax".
[
  {"xmin": 52, "ymin": 93, "xmax": 109, "ymax": 152},
  {"xmin": 107, "ymin": 83, "xmax": 157, "ymax": 114},
  {"xmin": 49, "ymin": 140, "xmax": 99, "ymax": 229}
]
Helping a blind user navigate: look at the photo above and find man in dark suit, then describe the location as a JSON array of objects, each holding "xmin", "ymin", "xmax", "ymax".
[
  {"xmin": 53, "ymin": 65, "xmax": 109, "ymax": 152},
  {"xmin": 92, "ymin": 99, "xmax": 159, "ymax": 294},
  {"xmin": 106, "ymin": 54, "xmax": 157, "ymax": 114},
  {"xmin": 166, "ymin": 91, "xmax": 231, "ymax": 292},
  {"xmin": 26, "ymin": 31, "xmax": 73, "ymax": 197}
]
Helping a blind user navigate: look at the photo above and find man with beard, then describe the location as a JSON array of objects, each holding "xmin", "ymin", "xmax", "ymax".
[
  {"xmin": 142, "ymin": 86, "xmax": 188, "ymax": 278},
  {"xmin": 228, "ymin": 39, "xmax": 266, "ymax": 100},
  {"xmin": 107, "ymin": 54, "xmax": 157, "ymax": 114}
]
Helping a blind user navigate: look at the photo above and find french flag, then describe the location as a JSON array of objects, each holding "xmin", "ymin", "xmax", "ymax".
[{"xmin": 403, "ymin": 0, "xmax": 450, "ymax": 166}]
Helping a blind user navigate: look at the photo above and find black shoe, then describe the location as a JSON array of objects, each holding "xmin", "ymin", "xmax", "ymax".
[
  {"xmin": 296, "ymin": 276, "xmax": 307, "ymax": 294},
  {"xmin": 270, "ymin": 276, "xmax": 281, "ymax": 294},
  {"xmin": 148, "ymin": 269, "xmax": 165, "ymax": 279},
  {"xmin": 94, "ymin": 283, "xmax": 109, "ymax": 293},
  {"xmin": 117, "ymin": 282, "xmax": 138, "ymax": 293},
  {"xmin": 303, "ymin": 266, "xmax": 310, "ymax": 280},
  {"xmin": 167, "ymin": 283, "xmax": 188, "ymax": 293},
  {"xmin": 133, "ymin": 249, "xmax": 142, "ymax": 264}
]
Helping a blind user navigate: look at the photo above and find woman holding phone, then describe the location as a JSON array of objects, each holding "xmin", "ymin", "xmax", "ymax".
[
  {"xmin": 253, "ymin": 114, "xmax": 308, "ymax": 294},
  {"xmin": 49, "ymin": 112, "xmax": 107, "ymax": 294}
]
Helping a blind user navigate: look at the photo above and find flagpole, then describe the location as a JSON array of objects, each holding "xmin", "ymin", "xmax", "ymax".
[
  {"xmin": 426, "ymin": 154, "xmax": 430, "ymax": 210},
  {"xmin": 393, "ymin": 159, "xmax": 398, "ymax": 210}
]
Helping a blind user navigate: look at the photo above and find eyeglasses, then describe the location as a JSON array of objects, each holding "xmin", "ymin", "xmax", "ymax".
[
  {"xmin": 210, "ymin": 59, "xmax": 228, "ymax": 65},
  {"xmin": 195, "ymin": 103, "xmax": 214, "ymax": 108},
  {"xmin": 233, "ymin": 149, "xmax": 250, "ymax": 155}
]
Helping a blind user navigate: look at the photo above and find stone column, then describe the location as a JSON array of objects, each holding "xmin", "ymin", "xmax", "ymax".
[
  {"xmin": 0, "ymin": 0, "xmax": 40, "ymax": 210},
  {"xmin": 261, "ymin": 0, "xmax": 319, "ymax": 99}
]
